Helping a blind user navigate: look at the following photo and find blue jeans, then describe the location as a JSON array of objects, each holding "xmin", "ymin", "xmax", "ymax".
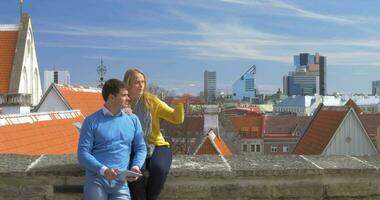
[{"xmin": 84, "ymin": 173, "xmax": 131, "ymax": 200}]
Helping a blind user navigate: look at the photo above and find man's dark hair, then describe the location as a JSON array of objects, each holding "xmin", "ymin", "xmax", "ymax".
[{"xmin": 102, "ymin": 79, "xmax": 127, "ymax": 101}]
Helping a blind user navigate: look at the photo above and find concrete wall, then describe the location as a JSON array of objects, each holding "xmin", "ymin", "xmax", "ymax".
[{"xmin": 2, "ymin": 154, "xmax": 380, "ymax": 199}]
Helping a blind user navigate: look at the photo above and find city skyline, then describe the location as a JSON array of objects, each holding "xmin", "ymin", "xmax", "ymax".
[{"xmin": 1, "ymin": 0, "xmax": 380, "ymax": 95}]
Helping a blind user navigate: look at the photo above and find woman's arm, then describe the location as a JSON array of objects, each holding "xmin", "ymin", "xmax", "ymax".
[{"xmin": 156, "ymin": 97, "xmax": 184, "ymax": 124}]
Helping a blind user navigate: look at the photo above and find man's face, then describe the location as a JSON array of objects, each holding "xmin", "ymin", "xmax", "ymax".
[{"xmin": 111, "ymin": 88, "xmax": 130, "ymax": 110}]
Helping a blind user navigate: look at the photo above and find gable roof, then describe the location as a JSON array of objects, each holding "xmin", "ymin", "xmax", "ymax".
[
  {"xmin": 293, "ymin": 106, "xmax": 350, "ymax": 154},
  {"xmin": 56, "ymin": 84, "xmax": 103, "ymax": 116},
  {"xmin": 35, "ymin": 83, "xmax": 103, "ymax": 117},
  {"xmin": 193, "ymin": 130, "xmax": 232, "ymax": 156},
  {"xmin": 345, "ymin": 99, "xmax": 363, "ymax": 114},
  {"xmin": 0, "ymin": 110, "xmax": 84, "ymax": 155},
  {"xmin": 0, "ymin": 26, "xmax": 19, "ymax": 94},
  {"xmin": 344, "ymin": 98, "xmax": 380, "ymax": 138}
]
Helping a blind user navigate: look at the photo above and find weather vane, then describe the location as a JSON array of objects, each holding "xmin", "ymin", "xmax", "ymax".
[{"xmin": 97, "ymin": 57, "xmax": 107, "ymax": 88}]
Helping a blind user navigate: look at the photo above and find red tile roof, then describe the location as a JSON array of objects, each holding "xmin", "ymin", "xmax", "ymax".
[
  {"xmin": 225, "ymin": 106, "xmax": 262, "ymax": 115},
  {"xmin": 293, "ymin": 106, "xmax": 349, "ymax": 155},
  {"xmin": 360, "ymin": 113, "xmax": 380, "ymax": 138},
  {"xmin": 229, "ymin": 115, "xmax": 263, "ymax": 138},
  {"xmin": 0, "ymin": 110, "xmax": 84, "ymax": 155},
  {"xmin": 264, "ymin": 115, "xmax": 311, "ymax": 138},
  {"xmin": 0, "ymin": 31, "xmax": 18, "ymax": 94},
  {"xmin": 345, "ymin": 99, "xmax": 363, "ymax": 114},
  {"xmin": 194, "ymin": 130, "xmax": 232, "ymax": 156},
  {"xmin": 161, "ymin": 115, "xmax": 204, "ymax": 138},
  {"xmin": 56, "ymin": 84, "xmax": 104, "ymax": 116}
]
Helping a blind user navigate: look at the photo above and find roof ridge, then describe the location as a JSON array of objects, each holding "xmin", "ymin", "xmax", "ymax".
[
  {"xmin": 0, "ymin": 24, "xmax": 20, "ymax": 31},
  {"xmin": 56, "ymin": 84, "xmax": 101, "ymax": 93},
  {"xmin": 0, "ymin": 110, "xmax": 83, "ymax": 126}
]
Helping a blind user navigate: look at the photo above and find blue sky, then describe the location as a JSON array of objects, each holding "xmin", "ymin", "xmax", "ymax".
[{"xmin": 1, "ymin": 0, "xmax": 380, "ymax": 95}]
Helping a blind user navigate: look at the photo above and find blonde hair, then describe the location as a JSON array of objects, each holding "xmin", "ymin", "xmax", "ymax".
[{"xmin": 123, "ymin": 68, "xmax": 151, "ymax": 109}]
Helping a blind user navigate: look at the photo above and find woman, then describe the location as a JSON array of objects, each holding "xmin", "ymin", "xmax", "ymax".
[{"xmin": 124, "ymin": 68, "xmax": 184, "ymax": 200}]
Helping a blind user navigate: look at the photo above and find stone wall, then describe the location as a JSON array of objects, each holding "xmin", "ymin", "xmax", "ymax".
[{"xmin": 1, "ymin": 154, "xmax": 380, "ymax": 199}]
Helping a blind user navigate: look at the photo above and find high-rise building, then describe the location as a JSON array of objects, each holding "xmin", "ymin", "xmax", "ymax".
[
  {"xmin": 283, "ymin": 52, "xmax": 326, "ymax": 96},
  {"xmin": 44, "ymin": 70, "xmax": 70, "ymax": 92},
  {"xmin": 204, "ymin": 70, "xmax": 216, "ymax": 104},
  {"xmin": 232, "ymin": 65, "xmax": 256, "ymax": 101},
  {"xmin": 373, "ymin": 81, "xmax": 380, "ymax": 95}
]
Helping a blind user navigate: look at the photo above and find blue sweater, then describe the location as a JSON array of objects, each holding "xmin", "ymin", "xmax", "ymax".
[{"xmin": 77, "ymin": 109, "xmax": 147, "ymax": 176}]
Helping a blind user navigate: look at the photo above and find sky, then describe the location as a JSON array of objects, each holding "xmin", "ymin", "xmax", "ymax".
[{"xmin": 1, "ymin": 0, "xmax": 380, "ymax": 95}]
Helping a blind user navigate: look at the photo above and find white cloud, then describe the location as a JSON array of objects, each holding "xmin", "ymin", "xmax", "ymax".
[{"xmin": 221, "ymin": 0, "xmax": 373, "ymax": 25}]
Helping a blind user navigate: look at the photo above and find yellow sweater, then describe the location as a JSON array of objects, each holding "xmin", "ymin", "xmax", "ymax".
[{"xmin": 146, "ymin": 94, "xmax": 184, "ymax": 146}]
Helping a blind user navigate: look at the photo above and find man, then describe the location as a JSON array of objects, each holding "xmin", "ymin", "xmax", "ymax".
[{"xmin": 78, "ymin": 79, "xmax": 147, "ymax": 200}]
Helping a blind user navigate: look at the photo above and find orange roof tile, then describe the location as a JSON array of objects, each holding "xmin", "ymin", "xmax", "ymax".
[
  {"xmin": 0, "ymin": 110, "xmax": 84, "ymax": 155},
  {"xmin": 56, "ymin": 84, "xmax": 104, "ymax": 116},
  {"xmin": 213, "ymin": 136, "xmax": 232, "ymax": 156},
  {"xmin": 229, "ymin": 115, "xmax": 263, "ymax": 138},
  {"xmin": 0, "ymin": 31, "xmax": 18, "ymax": 94},
  {"xmin": 293, "ymin": 106, "xmax": 349, "ymax": 155},
  {"xmin": 194, "ymin": 130, "xmax": 232, "ymax": 156}
]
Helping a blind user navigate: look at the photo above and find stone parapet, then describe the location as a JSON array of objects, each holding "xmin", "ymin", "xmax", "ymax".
[{"xmin": 1, "ymin": 154, "xmax": 380, "ymax": 199}]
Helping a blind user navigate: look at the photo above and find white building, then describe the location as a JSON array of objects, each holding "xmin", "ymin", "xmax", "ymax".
[
  {"xmin": 273, "ymin": 95, "xmax": 320, "ymax": 116},
  {"xmin": 0, "ymin": 14, "xmax": 42, "ymax": 114},
  {"xmin": 44, "ymin": 70, "xmax": 70, "ymax": 92}
]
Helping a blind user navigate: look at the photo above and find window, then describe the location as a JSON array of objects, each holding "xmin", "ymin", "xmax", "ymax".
[
  {"xmin": 245, "ymin": 78, "xmax": 255, "ymax": 91},
  {"xmin": 250, "ymin": 144, "xmax": 255, "ymax": 152},
  {"xmin": 54, "ymin": 71, "xmax": 58, "ymax": 84},
  {"xmin": 271, "ymin": 145, "xmax": 278, "ymax": 152},
  {"xmin": 242, "ymin": 144, "xmax": 248, "ymax": 153},
  {"xmin": 283, "ymin": 145, "xmax": 289, "ymax": 152},
  {"xmin": 256, "ymin": 144, "xmax": 261, "ymax": 152}
]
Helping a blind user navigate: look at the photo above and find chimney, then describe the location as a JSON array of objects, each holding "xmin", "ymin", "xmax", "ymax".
[{"xmin": 203, "ymin": 105, "xmax": 220, "ymax": 135}]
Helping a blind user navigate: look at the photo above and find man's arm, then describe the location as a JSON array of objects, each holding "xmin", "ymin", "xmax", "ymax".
[
  {"xmin": 130, "ymin": 116, "xmax": 147, "ymax": 169},
  {"xmin": 77, "ymin": 118, "xmax": 104, "ymax": 174}
]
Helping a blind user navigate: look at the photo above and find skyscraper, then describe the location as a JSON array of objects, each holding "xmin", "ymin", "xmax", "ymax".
[
  {"xmin": 204, "ymin": 70, "xmax": 216, "ymax": 104},
  {"xmin": 373, "ymin": 81, "xmax": 380, "ymax": 95},
  {"xmin": 283, "ymin": 52, "xmax": 326, "ymax": 96},
  {"xmin": 44, "ymin": 70, "xmax": 70, "ymax": 92},
  {"xmin": 232, "ymin": 65, "xmax": 256, "ymax": 101}
]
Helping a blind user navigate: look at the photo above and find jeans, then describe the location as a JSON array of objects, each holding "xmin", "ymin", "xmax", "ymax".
[
  {"xmin": 129, "ymin": 146, "xmax": 172, "ymax": 200},
  {"xmin": 84, "ymin": 173, "xmax": 131, "ymax": 200}
]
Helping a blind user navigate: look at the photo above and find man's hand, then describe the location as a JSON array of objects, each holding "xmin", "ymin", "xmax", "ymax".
[
  {"xmin": 104, "ymin": 168, "xmax": 118, "ymax": 181},
  {"xmin": 126, "ymin": 166, "xmax": 142, "ymax": 182}
]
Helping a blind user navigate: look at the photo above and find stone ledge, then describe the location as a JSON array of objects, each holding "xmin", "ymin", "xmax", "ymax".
[
  {"xmin": 1, "ymin": 154, "xmax": 380, "ymax": 176},
  {"xmin": 2, "ymin": 154, "xmax": 380, "ymax": 199}
]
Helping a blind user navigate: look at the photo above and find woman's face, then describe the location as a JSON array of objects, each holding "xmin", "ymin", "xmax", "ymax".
[{"xmin": 129, "ymin": 72, "xmax": 145, "ymax": 99}]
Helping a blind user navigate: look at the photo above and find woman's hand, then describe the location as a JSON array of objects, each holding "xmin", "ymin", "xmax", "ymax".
[
  {"xmin": 122, "ymin": 107, "xmax": 133, "ymax": 115},
  {"xmin": 126, "ymin": 166, "xmax": 142, "ymax": 182}
]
